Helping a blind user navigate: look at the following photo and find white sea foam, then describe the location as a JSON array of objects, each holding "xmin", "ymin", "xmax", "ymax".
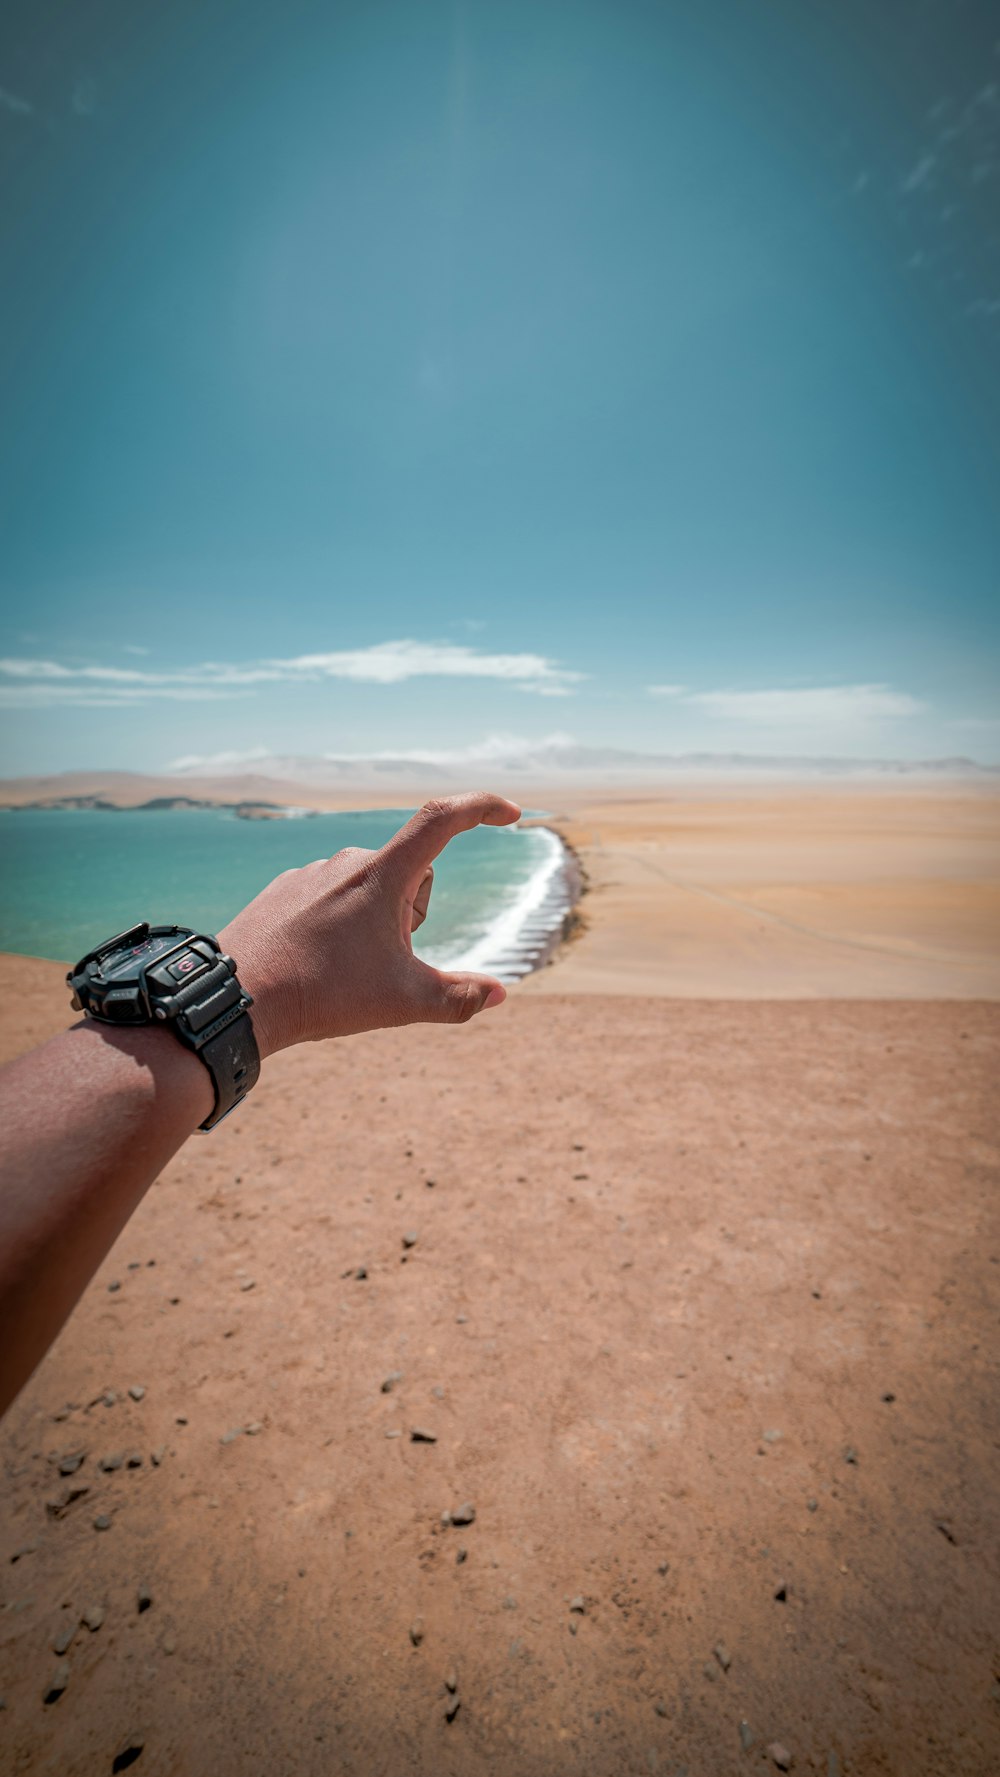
[{"xmin": 421, "ymin": 826, "xmax": 572, "ymax": 982}]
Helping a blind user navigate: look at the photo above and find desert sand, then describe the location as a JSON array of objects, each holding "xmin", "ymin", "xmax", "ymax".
[{"xmin": 1, "ymin": 783, "xmax": 999, "ymax": 1776}]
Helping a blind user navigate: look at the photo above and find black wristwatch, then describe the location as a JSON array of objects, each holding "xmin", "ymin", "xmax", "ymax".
[{"xmin": 67, "ymin": 924, "xmax": 260, "ymax": 1130}]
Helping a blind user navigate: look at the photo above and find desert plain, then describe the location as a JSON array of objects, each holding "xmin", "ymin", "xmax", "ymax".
[{"xmin": 1, "ymin": 779, "xmax": 998, "ymax": 1776}]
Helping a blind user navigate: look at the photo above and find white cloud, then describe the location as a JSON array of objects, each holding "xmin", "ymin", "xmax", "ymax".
[
  {"xmin": 676, "ymin": 684, "xmax": 925, "ymax": 725},
  {"xmin": 167, "ymin": 746, "xmax": 274, "ymax": 772},
  {"xmin": 647, "ymin": 684, "xmax": 687, "ymax": 697},
  {"xmin": 0, "ymin": 639, "xmax": 586, "ymax": 706},
  {"xmin": 901, "ymin": 153, "xmax": 936, "ymax": 194},
  {"xmin": 0, "ymin": 86, "xmax": 33, "ymax": 117}
]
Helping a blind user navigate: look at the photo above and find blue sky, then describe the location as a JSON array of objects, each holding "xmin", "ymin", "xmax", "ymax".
[{"xmin": 1, "ymin": 0, "xmax": 998, "ymax": 773}]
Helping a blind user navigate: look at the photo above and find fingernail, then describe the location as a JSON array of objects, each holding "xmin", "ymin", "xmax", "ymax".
[{"xmin": 483, "ymin": 986, "xmax": 506, "ymax": 1011}]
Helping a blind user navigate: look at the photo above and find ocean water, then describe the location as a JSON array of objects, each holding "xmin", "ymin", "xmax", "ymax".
[{"xmin": 0, "ymin": 807, "xmax": 569, "ymax": 981}]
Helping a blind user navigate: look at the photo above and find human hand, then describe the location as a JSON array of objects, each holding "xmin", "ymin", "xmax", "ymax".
[{"xmin": 217, "ymin": 791, "xmax": 523, "ymax": 1059}]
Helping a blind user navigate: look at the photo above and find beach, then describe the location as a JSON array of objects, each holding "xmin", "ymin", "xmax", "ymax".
[{"xmin": 1, "ymin": 781, "xmax": 998, "ymax": 1775}]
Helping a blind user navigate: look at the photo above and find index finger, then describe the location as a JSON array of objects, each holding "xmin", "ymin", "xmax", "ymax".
[{"xmin": 381, "ymin": 791, "xmax": 522, "ymax": 882}]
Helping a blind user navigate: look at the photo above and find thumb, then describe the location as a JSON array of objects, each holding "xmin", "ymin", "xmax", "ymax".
[{"xmin": 410, "ymin": 961, "xmax": 507, "ymax": 1025}]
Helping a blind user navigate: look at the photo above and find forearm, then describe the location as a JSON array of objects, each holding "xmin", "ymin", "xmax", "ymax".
[{"xmin": 0, "ymin": 1020, "xmax": 213, "ymax": 1416}]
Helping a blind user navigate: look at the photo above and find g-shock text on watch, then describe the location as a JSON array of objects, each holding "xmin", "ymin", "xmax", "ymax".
[{"xmin": 67, "ymin": 924, "xmax": 260, "ymax": 1130}]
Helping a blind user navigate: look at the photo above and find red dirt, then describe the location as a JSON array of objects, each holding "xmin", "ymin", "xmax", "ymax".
[{"xmin": 1, "ymin": 982, "xmax": 998, "ymax": 1775}]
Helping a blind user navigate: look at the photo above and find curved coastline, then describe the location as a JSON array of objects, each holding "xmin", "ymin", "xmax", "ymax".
[{"xmin": 438, "ymin": 823, "xmax": 584, "ymax": 984}]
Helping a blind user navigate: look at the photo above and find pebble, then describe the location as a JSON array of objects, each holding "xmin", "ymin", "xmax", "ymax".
[
  {"xmin": 445, "ymin": 1696, "xmax": 461, "ymax": 1722},
  {"xmin": 739, "ymin": 1720, "xmax": 755, "ymax": 1752},
  {"xmin": 807, "ymin": 1498, "xmax": 818, "ymax": 1513},
  {"xmin": 58, "ymin": 1452, "xmax": 85, "ymax": 1476},
  {"xmin": 402, "ymin": 1231, "xmax": 418, "ymax": 1248},
  {"xmin": 381, "ymin": 1372, "xmax": 404, "ymax": 1394},
  {"xmin": 52, "ymin": 1623, "xmax": 76, "ymax": 1655},
  {"xmin": 385, "ymin": 1430, "xmax": 401, "ymax": 1439},
  {"xmin": 82, "ymin": 1605, "xmax": 104, "ymax": 1631},
  {"xmin": 714, "ymin": 1641, "xmax": 732, "ymax": 1672},
  {"xmin": 702, "ymin": 1662, "xmax": 717, "ymax": 1682},
  {"xmin": 220, "ymin": 1428, "xmax": 244, "ymax": 1445},
  {"xmin": 503, "ymin": 1595, "xmax": 517, "ymax": 1610},
  {"xmin": 568, "ymin": 1619, "xmax": 578, "ymax": 1636},
  {"xmin": 767, "ymin": 1743, "xmax": 793, "ymax": 1771},
  {"xmin": 881, "ymin": 1392, "xmax": 896, "ymax": 1404},
  {"xmin": 150, "ymin": 1446, "xmax": 166, "ymax": 1466},
  {"xmin": 111, "ymin": 1737, "xmax": 145, "ymax": 1771},
  {"xmin": 100, "ymin": 1453, "xmax": 125, "ymax": 1472},
  {"xmin": 46, "ymin": 1484, "xmax": 89, "ymax": 1518},
  {"xmin": 431, "ymin": 1385, "xmax": 445, "ymax": 1400},
  {"xmin": 126, "ymin": 1451, "xmax": 143, "ymax": 1468},
  {"xmin": 43, "ymin": 1660, "xmax": 70, "ymax": 1703},
  {"xmin": 128, "ymin": 1386, "xmax": 146, "ymax": 1402},
  {"xmin": 569, "ymin": 1595, "xmax": 586, "ymax": 1613},
  {"xmin": 657, "ymin": 1560, "xmax": 670, "ymax": 1575},
  {"xmin": 354, "ymin": 1267, "xmax": 368, "ymax": 1281},
  {"xmin": 455, "ymin": 1313, "xmax": 468, "ymax": 1324},
  {"xmin": 102, "ymin": 1390, "xmax": 117, "ymax": 1406},
  {"xmin": 773, "ymin": 1583, "xmax": 788, "ymax": 1603},
  {"xmin": 409, "ymin": 1618, "xmax": 424, "ymax": 1647},
  {"xmin": 410, "ymin": 1427, "xmax": 437, "ymax": 1443},
  {"xmin": 108, "ymin": 1281, "xmax": 121, "ymax": 1293},
  {"xmin": 128, "ymin": 1261, "xmax": 141, "ymax": 1271},
  {"xmin": 240, "ymin": 1279, "xmax": 256, "ymax": 1292},
  {"xmin": 445, "ymin": 1666, "xmax": 458, "ymax": 1693},
  {"xmin": 163, "ymin": 1633, "xmax": 177, "ymax": 1656},
  {"xmin": 456, "ymin": 1547, "xmax": 468, "ymax": 1565},
  {"xmin": 843, "ymin": 1446, "xmax": 859, "ymax": 1465},
  {"xmin": 654, "ymin": 1701, "xmax": 668, "ymax": 1718},
  {"xmin": 450, "ymin": 1502, "xmax": 476, "ymax": 1525},
  {"xmin": 175, "ymin": 1416, "xmax": 188, "ymax": 1426},
  {"xmin": 762, "ymin": 1429, "xmax": 782, "ymax": 1444},
  {"xmin": 93, "ymin": 1514, "xmax": 112, "ymax": 1531},
  {"xmin": 245, "ymin": 1422, "xmax": 264, "ymax": 1436},
  {"xmin": 137, "ymin": 1585, "xmax": 152, "ymax": 1614},
  {"xmin": 11, "ymin": 1540, "xmax": 39, "ymax": 1562}
]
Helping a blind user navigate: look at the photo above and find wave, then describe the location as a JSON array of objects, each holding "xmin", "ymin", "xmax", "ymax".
[{"xmin": 421, "ymin": 826, "xmax": 576, "ymax": 983}]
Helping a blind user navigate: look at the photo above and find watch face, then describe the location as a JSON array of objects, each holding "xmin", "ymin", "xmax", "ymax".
[{"xmin": 102, "ymin": 932, "xmax": 185, "ymax": 979}]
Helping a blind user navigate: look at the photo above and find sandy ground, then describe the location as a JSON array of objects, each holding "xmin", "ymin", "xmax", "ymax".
[
  {"xmin": 525, "ymin": 791, "xmax": 1000, "ymax": 1000},
  {"xmin": 1, "ymin": 956, "xmax": 998, "ymax": 1777}
]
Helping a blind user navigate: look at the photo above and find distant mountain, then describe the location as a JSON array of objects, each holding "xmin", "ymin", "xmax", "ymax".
[{"xmin": 167, "ymin": 745, "xmax": 1000, "ymax": 782}]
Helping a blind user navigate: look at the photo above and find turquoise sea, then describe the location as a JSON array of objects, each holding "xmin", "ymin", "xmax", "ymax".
[{"xmin": 0, "ymin": 807, "xmax": 569, "ymax": 979}]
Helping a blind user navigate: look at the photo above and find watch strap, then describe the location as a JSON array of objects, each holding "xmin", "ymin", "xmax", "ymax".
[{"xmin": 196, "ymin": 1011, "xmax": 261, "ymax": 1130}]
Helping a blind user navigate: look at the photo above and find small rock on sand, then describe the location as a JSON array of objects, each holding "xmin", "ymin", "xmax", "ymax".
[
  {"xmin": 93, "ymin": 1514, "xmax": 112, "ymax": 1531},
  {"xmin": 82, "ymin": 1605, "xmax": 104, "ymax": 1631},
  {"xmin": 767, "ymin": 1744, "xmax": 793, "ymax": 1771},
  {"xmin": 402, "ymin": 1231, "xmax": 418, "ymax": 1248},
  {"xmin": 445, "ymin": 1666, "xmax": 458, "ymax": 1693},
  {"xmin": 456, "ymin": 1547, "xmax": 468, "ymax": 1564},
  {"xmin": 739, "ymin": 1720, "xmax": 755, "ymax": 1752},
  {"xmin": 52, "ymin": 1624, "xmax": 76, "ymax": 1655},
  {"xmin": 410, "ymin": 1427, "xmax": 437, "ymax": 1443},
  {"xmin": 150, "ymin": 1446, "xmax": 166, "ymax": 1466},
  {"xmin": 240, "ymin": 1279, "xmax": 256, "ymax": 1292},
  {"xmin": 128, "ymin": 1385, "xmax": 146, "ymax": 1402},
  {"xmin": 843, "ymin": 1446, "xmax": 859, "ymax": 1465},
  {"xmin": 100, "ymin": 1453, "xmax": 125, "ymax": 1472},
  {"xmin": 380, "ymin": 1372, "xmax": 404, "ymax": 1393},
  {"xmin": 409, "ymin": 1618, "xmax": 424, "ymax": 1647},
  {"xmin": 137, "ymin": 1585, "xmax": 152, "ymax": 1613},
  {"xmin": 58, "ymin": 1452, "xmax": 85, "ymax": 1476},
  {"xmin": 445, "ymin": 1697, "xmax": 461, "ymax": 1722},
  {"xmin": 43, "ymin": 1660, "xmax": 70, "ymax": 1704},
  {"xmin": 450, "ymin": 1502, "xmax": 476, "ymax": 1525},
  {"xmin": 714, "ymin": 1642, "xmax": 732, "ymax": 1671},
  {"xmin": 126, "ymin": 1451, "xmax": 143, "ymax": 1468},
  {"xmin": 569, "ymin": 1595, "xmax": 586, "ymax": 1613}
]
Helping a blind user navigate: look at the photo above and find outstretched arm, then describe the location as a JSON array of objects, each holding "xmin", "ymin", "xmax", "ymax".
[{"xmin": 0, "ymin": 792, "xmax": 520, "ymax": 1417}]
